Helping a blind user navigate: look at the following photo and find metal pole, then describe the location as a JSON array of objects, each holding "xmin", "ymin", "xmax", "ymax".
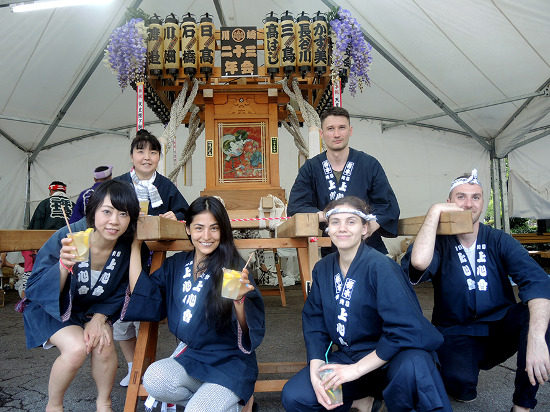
[
  {"xmin": 499, "ymin": 158, "xmax": 510, "ymax": 233},
  {"xmin": 23, "ymin": 155, "xmax": 31, "ymax": 229},
  {"xmin": 382, "ymin": 90, "xmax": 546, "ymax": 131},
  {"xmin": 491, "ymin": 158, "xmax": 502, "ymax": 230},
  {"xmin": 0, "ymin": 114, "xmax": 129, "ymax": 137}
]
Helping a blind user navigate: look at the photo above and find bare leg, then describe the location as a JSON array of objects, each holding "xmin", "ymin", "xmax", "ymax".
[
  {"xmin": 46, "ymin": 326, "xmax": 88, "ymax": 412},
  {"xmin": 351, "ymin": 396, "xmax": 374, "ymax": 412},
  {"xmin": 118, "ymin": 337, "xmax": 136, "ymax": 386},
  {"xmin": 513, "ymin": 405, "xmax": 530, "ymax": 412},
  {"xmin": 242, "ymin": 395, "xmax": 254, "ymax": 412},
  {"xmin": 91, "ymin": 328, "xmax": 117, "ymax": 412},
  {"xmin": 119, "ymin": 337, "xmax": 136, "ymax": 363}
]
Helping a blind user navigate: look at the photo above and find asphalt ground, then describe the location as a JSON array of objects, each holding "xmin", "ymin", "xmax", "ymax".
[{"xmin": 1, "ymin": 283, "xmax": 549, "ymax": 411}]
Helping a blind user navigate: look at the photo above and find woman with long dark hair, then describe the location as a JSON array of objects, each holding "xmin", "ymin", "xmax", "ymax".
[
  {"xmin": 122, "ymin": 196, "xmax": 265, "ymax": 411},
  {"xmin": 23, "ymin": 180, "xmax": 140, "ymax": 412}
]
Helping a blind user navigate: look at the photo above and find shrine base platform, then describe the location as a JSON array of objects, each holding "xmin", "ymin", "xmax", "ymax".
[{"xmin": 1, "ymin": 283, "xmax": 549, "ymax": 411}]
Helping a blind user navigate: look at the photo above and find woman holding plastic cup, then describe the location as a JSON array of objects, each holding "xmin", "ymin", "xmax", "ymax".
[
  {"xmin": 122, "ymin": 196, "xmax": 264, "ymax": 411},
  {"xmin": 281, "ymin": 196, "xmax": 452, "ymax": 412},
  {"xmin": 113, "ymin": 128, "xmax": 190, "ymax": 386},
  {"xmin": 22, "ymin": 180, "xmax": 140, "ymax": 412}
]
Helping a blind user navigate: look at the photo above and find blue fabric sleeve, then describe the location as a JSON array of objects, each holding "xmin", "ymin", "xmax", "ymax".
[
  {"xmin": 288, "ymin": 160, "xmax": 321, "ymax": 216},
  {"xmin": 302, "ymin": 262, "xmax": 333, "ymax": 363}
]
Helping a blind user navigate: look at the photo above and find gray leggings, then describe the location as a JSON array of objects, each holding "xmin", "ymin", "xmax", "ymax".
[{"xmin": 143, "ymin": 357, "xmax": 243, "ymax": 412}]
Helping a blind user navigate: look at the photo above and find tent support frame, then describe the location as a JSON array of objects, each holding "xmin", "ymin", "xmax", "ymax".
[{"xmin": 381, "ymin": 90, "xmax": 546, "ymax": 131}]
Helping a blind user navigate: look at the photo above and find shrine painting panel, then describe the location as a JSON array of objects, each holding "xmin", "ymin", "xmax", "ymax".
[{"xmin": 218, "ymin": 122, "xmax": 267, "ymax": 183}]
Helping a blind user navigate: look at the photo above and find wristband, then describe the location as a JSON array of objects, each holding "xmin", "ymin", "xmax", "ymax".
[
  {"xmin": 234, "ymin": 295, "xmax": 245, "ymax": 304},
  {"xmin": 59, "ymin": 258, "xmax": 73, "ymax": 274}
]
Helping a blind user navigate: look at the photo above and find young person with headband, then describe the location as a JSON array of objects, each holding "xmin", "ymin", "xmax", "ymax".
[
  {"xmin": 28, "ymin": 181, "xmax": 75, "ymax": 230},
  {"xmin": 402, "ymin": 169, "xmax": 550, "ymax": 411},
  {"xmin": 22, "ymin": 179, "xmax": 140, "ymax": 412},
  {"xmin": 282, "ymin": 196, "xmax": 451, "ymax": 412}
]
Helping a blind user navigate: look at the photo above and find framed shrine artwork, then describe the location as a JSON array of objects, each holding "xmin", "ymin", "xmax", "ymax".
[{"xmin": 218, "ymin": 122, "xmax": 267, "ymax": 183}]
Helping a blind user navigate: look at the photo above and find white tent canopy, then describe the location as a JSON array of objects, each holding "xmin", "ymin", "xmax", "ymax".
[{"xmin": 1, "ymin": 0, "xmax": 549, "ymax": 232}]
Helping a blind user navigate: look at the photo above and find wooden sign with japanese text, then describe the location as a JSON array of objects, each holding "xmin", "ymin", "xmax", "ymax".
[{"xmin": 220, "ymin": 26, "xmax": 258, "ymax": 77}]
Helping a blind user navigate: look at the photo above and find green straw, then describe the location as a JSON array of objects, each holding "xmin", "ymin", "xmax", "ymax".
[{"xmin": 325, "ymin": 341, "xmax": 333, "ymax": 363}]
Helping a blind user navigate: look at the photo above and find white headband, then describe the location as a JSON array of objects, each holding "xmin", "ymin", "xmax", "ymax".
[
  {"xmin": 325, "ymin": 208, "xmax": 377, "ymax": 222},
  {"xmin": 449, "ymin": 169, "xmax": 482, "ymax": 193}
]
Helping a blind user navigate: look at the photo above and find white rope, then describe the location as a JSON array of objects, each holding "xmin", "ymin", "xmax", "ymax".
[
  {"xmin": 161, "ymin": 81, "xmax": 188, "ymax": 148},
  {"xmin": 277, "ymin": 78, "xmax": 312, "ymax": 158},
  {"xmin": 258, "ymin": 194, "xmax": 287, "ymax": 231},
  {"xmin": 291, "ymin": 77, "xmax": 321, "ymax": 129},
  {"xmin": 167, "ymin": 104, "xmax": 204, "ymax": 183},
  {"xmin": 162, "ymin": 78, "xmax": 201, "ymax": 150},
  {"xmin": 282, "ymin": 104, "xmax": 308, "ymax": 157}
]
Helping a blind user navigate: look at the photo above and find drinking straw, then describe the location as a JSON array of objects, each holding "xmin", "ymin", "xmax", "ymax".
[
  {"xmin": 242, "ymin": 251, "xmax": 254, "ymax": 272},
  {"xmin": 61, "ymin": 206, "xmax": 73, "ymax": 235},
  {"xmin": 61, "ymin": 206, "xmax": 80, "ymax": 255},
  {"xmin": 325, "ymin": 340, "xmax": 333, "ymax": 364}
]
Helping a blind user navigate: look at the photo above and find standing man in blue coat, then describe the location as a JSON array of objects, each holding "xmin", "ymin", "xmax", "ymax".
[
  {"xmin": 287, "ymin": 106, "xmax": 400, "ymax": 254},
  {"xmin": 401, "ymin": 169, "xmax": 550, "ymax": 411}
]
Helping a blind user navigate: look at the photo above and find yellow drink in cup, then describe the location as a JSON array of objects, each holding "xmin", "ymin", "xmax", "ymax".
[
  {"xmin": 221, "ymin": 268, "xmax": 242, "ymax": 300},
  {"xmin": 68, "ymin": 228, "xmax": 93, "ymax": 262},
  {"xmin": 139, "ymin": 200, "xmax": 149, "ymax": 215},
  {"xmin": 318, "ymin": 363, "xmax": 343, "ymax": 404}
]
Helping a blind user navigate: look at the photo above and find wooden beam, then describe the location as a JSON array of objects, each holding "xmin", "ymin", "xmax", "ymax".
[
  {"xmin": 137, "ymin": 216, "xmax": 188, "ymax": 241},
  {"xmin": 513, "ymin": 233, "xmax": 550, "ymax": 244},
  {"xmin": 146, "ymin": 238, "xmax": 310, "ymax": 252},
  {"xmin": 397, "ymin": 210, "xmax": 473, "ymax": 236},
  {"xmin": 0, "ymin": 230, "xmax": 55, "ymax": 252},
  {"xmin": 258, "ymin": 361, "xmax": 306, "ymax": 374},
  {"xmin": 277, "ymin": 213, "xmax": 319, "ymax": 238}
]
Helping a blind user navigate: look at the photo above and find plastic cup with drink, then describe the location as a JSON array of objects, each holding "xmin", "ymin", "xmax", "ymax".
[
  {"xmin": 221, "ymin": 253, "xmax": 254, "ymax": 300},
  {"xmin": 221, "ymin": 268, "xmax": 242, "ymax": 299},
  {"xmin": 319, "ymin": 341, "xmax": 343, "ymax": 404},
  {"xmin": 318, "ymin": 363, "xmax": 343, "ymax": 404},
  {"xmin": 67, "ymin": 228, "xmax": 93, "ymax": 262},
  {"xmin": 139, "ymin": 200, "xmax": 149, "ymax": 216}
]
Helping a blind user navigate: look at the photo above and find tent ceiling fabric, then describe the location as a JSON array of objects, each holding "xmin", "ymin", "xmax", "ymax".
[
  {"xmin": 0, "ymin": 0, "xmax": 549, "ymax": 153},
  {"xmin": 0, "ymin": 0, "xmax": 549, "ymax": 223}
]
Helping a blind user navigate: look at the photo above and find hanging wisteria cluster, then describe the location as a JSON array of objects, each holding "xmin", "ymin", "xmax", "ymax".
[
  {"xmin": 104, "ymin": 18, "xmax": 147, "ymax": 91},
  {"xmin": 328, "ymin": 7, "xmax": 373, "ymax": 97}
]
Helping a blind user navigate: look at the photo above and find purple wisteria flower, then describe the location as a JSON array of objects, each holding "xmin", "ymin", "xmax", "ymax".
[
  {"xmin": 104, "ymin": 18, "xmax": 147, "ymax": 92},
  {"xmin": 329, "ymin": 7, "xmax": 372, "ymax": 97}
]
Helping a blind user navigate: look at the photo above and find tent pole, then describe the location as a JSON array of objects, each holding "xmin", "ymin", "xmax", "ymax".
[
  {"xmin": 383, "ymin": 90, "xmax": 547, "ymax": 131},
  {"xmin": 491, "ymin": 158, "xmax": 502, "ymax": 230},
  {"xmin": 499, "ymin": 158, "xmax": 510, "ymax": 233},
  {"xmin": 23, "ymin": 155, "xmax": 31, "ymax": 229}
]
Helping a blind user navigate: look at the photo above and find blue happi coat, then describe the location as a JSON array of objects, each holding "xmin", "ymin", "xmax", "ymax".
[
  {"xmin": 24, "ymin": 219, "xmax": 132, "ymax": 348},
  {"xmin": 287, "ymin": 148, "xmax": 399, "ymax": 252},
  {"xmin": 115, "ymin": 172, "xmax": 188, "ymax": 220},
  {"xmin": 401, "ymin": 223, "xmax": 550, "ymax": 336},
  {"xmin": 122, "ymin": 251, "xmax": 266, "ymax": 403},
  {"xmin": 303, "ymin": 243, "xmax": 443, "ymax": 365}
]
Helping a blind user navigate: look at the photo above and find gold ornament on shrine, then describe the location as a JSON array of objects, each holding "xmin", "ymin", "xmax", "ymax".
[
  {"xmin": 163, "ymin": 13, "xmax": 180, "ymax": 76},
  {"xmin": 147, "ymin": 14, "xmax": 164, "ymax": 77},
  {"xmin": 180, "ymin": 13, "xmax": 198, "ymax": 79}
]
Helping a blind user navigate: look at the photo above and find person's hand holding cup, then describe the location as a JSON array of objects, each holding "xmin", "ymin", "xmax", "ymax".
[{"xmin": 221, "ymin": 267, "xmax": 254, "ymax": 300}]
